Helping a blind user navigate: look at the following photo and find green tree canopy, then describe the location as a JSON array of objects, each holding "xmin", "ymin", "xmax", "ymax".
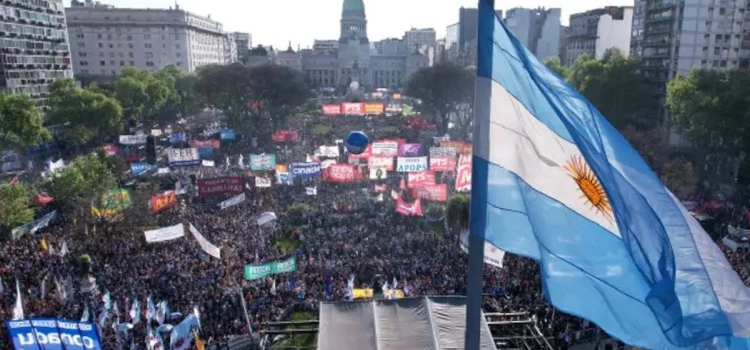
[
  {"xmin": 48, "ymin": 78, "xmax": 123, "ymax": 146},
  {"xmin": 542, "ymin": 56, "xmax": 566, "ymax": 77},
  {"xmin": 0, "ymin": 93, "xmax": 50, "ymax": 150},
  {"xmin": 195, "ymin": 63, "xmax": 255, "ymax": 132},
  {"xmin": 248, "ymin": 64, "xmax": 312, "ymax": 130},
  {"xmin": 405, "ymin": 63, "xmax": 474, "ymax": 135},
  {"xmin": 44, "ymin": 152, "xmax": 117, "ymax": 209},
  {"xmin": 113, "ymin": 67, "xmax": 171, "ymax": 125},
  {"xmin": 666, "ymin": 69, "xmax": 750, "ymax": 159},
  {"xmin": 0, "ymin": 183, "xmax": 34, "ymax": 229}
]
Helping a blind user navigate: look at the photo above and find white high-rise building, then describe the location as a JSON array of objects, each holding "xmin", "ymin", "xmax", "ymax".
[
  {"xmin": 505, "ymin": 7, "xmax": 561, "ymax": 61},
  {"xmin": 565, "ymin": 6, "xmax": 633, "ymax": 65},
  {"xmin": 66, "ymin": 0, "xmax": 230, "ymax": 77},
  {"xmin": 403, "ymin": 28, "xmax": 436, "ymax": 53}
]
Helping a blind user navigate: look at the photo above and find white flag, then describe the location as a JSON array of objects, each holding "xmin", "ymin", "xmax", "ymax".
[
  {"xmin": 270, "ymin": 279, "xmax": 277, "ymax": 296},
  {"xmin": 13, "ymin": 279, "xmax": 24, "ymax": 320},
  {"xmin": 59, "ymin": 241, "xmax": 69, "ymax": 257},
  {"xmin": 305, "ymin": 187, "xmax": 317, "ymax": 196}
]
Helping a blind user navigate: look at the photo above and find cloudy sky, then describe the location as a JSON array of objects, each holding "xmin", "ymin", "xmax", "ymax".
[{"xmin": 65, "ymin": 0, "xmax": 633, "ymax": 48}]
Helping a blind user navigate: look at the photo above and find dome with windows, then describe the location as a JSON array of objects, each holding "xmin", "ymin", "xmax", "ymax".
[{"xmin": 342, "ymin": 0, "xmax": 365, "ymax": 16}]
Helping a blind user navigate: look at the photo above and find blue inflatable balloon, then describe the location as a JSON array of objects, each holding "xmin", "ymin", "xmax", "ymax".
[{"xmin": 346, "ymin": 131, "xmax": 369, "ymax": 154}]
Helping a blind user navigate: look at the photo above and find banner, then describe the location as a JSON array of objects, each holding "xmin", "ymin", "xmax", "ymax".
[
  {"xmin": 429, "ymin": 147, "xmax": 457, "ymax": 157},
  {"xmin": 11, "ymin": 210, "xmax": 57, "ymax": 240},
  {"xmin": 93, "ymin": 189, "xmax": 131, "ymax": 217},
  {"xmin": 396, "ymin": 198, "xmax": 423, "ymax": 216},
  {"xmin": 341, "ymin": 102, "xmax": 364, "ymax": 115},
  {"xmin": 249, "ymin": 154, "xmax": 276, "ymax": 171},
  {"xmin": 144, "ymin": 223, "xmax": 185, "ymax": 243},
  {"xmin": 189, "ymin": 224, "xmax": 221, "ymax": 259},
  {"xmin": 219, "ymin": 193, "xmax": 245, "ymax": 209},
  {"xmin": 407, "ymin": 171, "xmax": 436, "ymax": 188},
  {"xmin": 352, "ymin": 289, "xmax": 405, "ymax": 299},
  {"xmin": 244, "ymin": 255, "xmax": 297, "ymax": 280},
  {"xmin": 322, "ymin": 104, "xmax": 341, "ymax": 115},
  {"xmin": 5, "ymin": 319, "xmax": 104, "ymax": 350},
  {"xmin": 439, "ymin": 140, "xmax": 466, "ymax": 152},
  {"xmin": 102, "ymin": 144, "xmax": 119, "ymax": 156},
  {"xmin": 131, "ymin": 162, "xmax": 155, "ymax": 175},
  {"xmin": 271, "ymin": 130, "xmax": 298, "ymax": 142},
  {"xmin": 460, "ymin": 230, "xmax": 504, "ymax": 268},
  {"xmin": 190, "ymin": 139, "xmax": 220, "ymax": 149},
  {"xmin": 347, "ymin": 144, "xmax": 371, "ymax": 159},
  {"xmin": 363, "ymin": 103, "xmax": 384, "ymax": 114},
  {"xmin": 367, "ymin": 156, "xmax": 394, "ymax": 171},
  {"xmin": 277, "ymin": 172, "xmax": 292, "ymax": 185},
  {"xmin": 197, "ymin": 177, "xmax": 245, "ymax": 197},
  {"xmin": 396, "ymin": 157, "xmax": 428, "ymax": 172},
  {"xmin": 456, "ymin": 154, "xmax": 471, "ymax": 192},
  {"xmin": 319, "ymin": 146, "xmax": 340, "ymax": 158},
  {"xmin": 385, "ymin": 104, "xmax": 402, "ymax": 114},
  {"xmin": 275, "ymin": 164, "xmax": 289, "ymax": 173},
  {"xmin": 415, "ymin": 184, "xmax": 448, "ymax": 202},
  {"xmin": 369, "ymin": 168, "xmax": 388, "ymax": 180},
  {"xmin": 290, "ymin": 162, "xmax": 321, "ymax": 179},
  {"xmin": 255, "ymin": 176, "xmax": 272, "ymax": 188},
  {"xmin": 170, "ymin": 132, "xmax": 187, "ymax": 144},
  {"xmin": 371, "ymin": 142, "xmax": 398, "ymax": 156},
  {"xmin": 151, "ymin": 191, "xmax": 177, "ymax": 213},
  {"xmin": 119, "ymin": 135, "xmax": 147, "ymax": 145},
  {"xmin": 322, "ymin": 164, "xmax": 362, "ymax": 183},
  {"xmin": 398, "ymin": 143, "xmax": 422, "ymax": 156},
  {"xmin": 320, "ymin": 159, "xmax": 337, "ymax": 169},
  {"xmin": 220, "ymin": 129, "xmax": 236, "ymax": 141},
  {"xmin": 167, "ymin": 148, "xmax": 200, "ymax": 166},
  {"xmin": 429, "ymin": 156, "xmax": 457, "ymax": 172}
]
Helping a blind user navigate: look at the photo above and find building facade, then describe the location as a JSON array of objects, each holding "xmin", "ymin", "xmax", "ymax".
[
  {"xmin": 230, "ymin": 31, "xmax": 250, "ymax": 62},
  {"xmin": 66, "ymin": 0, "xmax": 231, "ymax": 77},
  {"xmin": 373, "ymin": 38, "xmax": 407, "ymax": 55},
  {"xmin": 505, "ymin": 7, "xmax": 561, "ymax": 61},
  {"xmin": 565, "ymin": 6, "xmax": 633, "ymax": 65},
  {"xmin": 404, "ymin": 27, "xmax": 436, "ymax": 53},
  {"xmin": 274, "ymin": 0, "xmax": 428, "ymax": 90},
  {"xmin": 0, "ymin": 0, "xmax": 73, "ymax": 105}
]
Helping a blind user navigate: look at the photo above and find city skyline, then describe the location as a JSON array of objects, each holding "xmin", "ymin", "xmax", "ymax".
[{"xmin": 64, "ymin": 0, "xmax": 633, "ymax": 49}]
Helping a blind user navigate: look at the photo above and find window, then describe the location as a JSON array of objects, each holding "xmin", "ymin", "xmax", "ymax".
[
  {"xmin": 145, "ymin": 43, "xmax": 152, "ymax": 48},
  {"xmin": 120, "ymin": 61, "xmax": 124, "ymax": 66},
  {"xmin": 129, "ymin": 61, "xmax": 134, "ymax": 66},
  {"xmin": 78, "ymin": 52, "xmax": 87, "ymax": 57},
  {"xmin": 146, "ymin": 61, "xmax": 154, "ymax": 67},
  {"xmin": 99, "ymin": 52, "xmax": 104, "ymax": 57},
  {"xmin": 108, "ymin": 52, "xmax": 114, "ymax": 58},
  {"xmin": 78, "ymin": 42, "xmax": 86, "ymax": 47},
  {"xmin": 97, "ymin": 34, "xmax": 102, "ymax": 39},
  {"xmin": 144, "ymin": 34, "xmax": 151, "ymax": 40},
  {"xmin": 128, "ymin": 52, "xmax": 133, "ymax": 58},
  {"xmin": 119, "ymin": 52, "xmax": 124, "ymax": 58},
  {"xmin": 98, "ymin": 43, "xmax": 103, "ymax": 48},
  {"xmin": 109, "ymin": 60, "xmax": 115, "ymax": 65},
  {"xmin": 127, "ymin": 35, "xmax": 132, "ymax": 40},
  {"xmin": 100, "ymin": 60, "xmax": 105, "ymax": 66},
  {"xmin": 145, "ymin": 52, "xmax": 154, "ymax": 58},
  {"xmin": 719, "ymin": 8, "xmax": 726, "ymax": 15},
  {"xmin": 111, "ymin": 70, "xmax": 116, "ymax": 75},
  {"xmin": 108, "ymin": 44, "xmax": 113, "ymax": 48}
]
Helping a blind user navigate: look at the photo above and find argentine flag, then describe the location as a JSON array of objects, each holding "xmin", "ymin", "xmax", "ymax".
[{"xmin": 472, "ymin": 0, "xmax": 750, "ymax": 349}]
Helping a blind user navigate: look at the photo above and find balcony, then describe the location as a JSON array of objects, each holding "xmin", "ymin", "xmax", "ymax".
[
  {"xmin": 644, "ymin": 14, "xmax": 674, "ymax": 25},
  {"xmin": 647, "ymin": 1, "xmax": 677, "ymax": 12},
  {"xmin": 642, "ymin": 38, "xmax": 670, "ymax": 48}
]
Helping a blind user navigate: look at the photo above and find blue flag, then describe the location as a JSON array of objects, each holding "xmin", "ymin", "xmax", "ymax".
[{"xmin": 472, "ymin": 1, "xmax": 750, "ymax": 349}]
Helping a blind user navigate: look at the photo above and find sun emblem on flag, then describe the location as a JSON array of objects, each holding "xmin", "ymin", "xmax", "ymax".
[{"xmin": 564, "ymin": 155, "xmax": 613, "ymax": 222}]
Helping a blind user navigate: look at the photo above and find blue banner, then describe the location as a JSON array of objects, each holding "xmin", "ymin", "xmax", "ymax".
[
  {"xmin": 220, "ymin": 129, "xmax": 236, "ymax": 141},
  {"xmin": 289, "ymin": 162, "xmax": 321, "ymax": 179},
  {"xmin": 5, "ymin": 318, "xmax": 104, "ymax": 350},
  {"xmin": 130, "ymin": 162, "xmax": 155, "ymax": 175},
  {"xmin": 170, "ymin": 132, "xmax": 187, "ymax": 144},
  {"xmin": 198, "ymin": 148, "xmax": 213, "ymax": 159}
]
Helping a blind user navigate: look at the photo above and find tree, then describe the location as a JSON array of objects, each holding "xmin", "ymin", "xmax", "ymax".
[
  {"xmin": 113, "ymin": 67, "xmax": 171, "ymax": 125},
  {"xmin": 543, "ymin": 56, "xmax": 567, "ymax": 77},
  {"xmin": 446, "ymin": 194, "xmax": 470, "ymax": 235},
  {"xmin": 195, "ymin": 63, "xmax": 256, "ymax": 133},
  {"xmin": 667, "ymin": 69, "xmax": 750, "ymax": 160},
  {"xmin": 247, "ymin": 64, "xmax": 311, "ymax": 130},
  {"xmin": 566, "ymin": 50, "xmax": 654, "ymax": 129},
  {"xmin": 48, "ymin": 78, "xmax": 123, "ymax": 146},
  {"xmin": 0, "ymin": 93, "xmax": 50, "ymax": 150},
  {"xmin": 150, "ymin": 65, "xmax": 201, "ymax": 127},
  {"xmin": 44, "ymin": 152, "xmax": 117, "ymax": 209},
  {"xmin": 0, "ymin": 183, "xmax": 34, "ymax": 229},
  {"xmin": 405, "ymin": 63, "xmax": 475, "ymax": 135}
]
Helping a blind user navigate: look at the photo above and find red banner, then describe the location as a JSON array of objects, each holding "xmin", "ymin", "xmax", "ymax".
[
  {"xmin": 347, "ymin": 144, "xmax": 372, "ymax": 159},
  {"xmin": 396, "ymin": 197, "xmax": 423, "ymax": 216},
  {"xmin": 271, "ymin": 130, "xmax": 299, "ymax": 142},
  {"xmin": 439, "ymin": 140, "xmax": 465, "ymax": 151},
  {"xmin": 456, "ymin": 154, "xmax": 471, "ymax": 192},
  {"xmin": 103, "ymin": 144, "xmax": 119, "ymax": 156},
  {"xmin": 322, "ymin": 164, "xmax": 363, "ymax": 183},
  {"xmin": 407, "ymin": 171, "xmax": 436, "ymax": 188},
  {"xmin": 191, "ymin": 139, "xmax": 220, "ymax": 149},
  {"xmin": 379, "ymin": 138, "xmax": 407, "ymax": 145},
  {"xmin": 342, "ymin": 103, "xmax": 364, "ymax": 115},
  {"xmin": 415, "ymin": 184, "xmax": 448, "ymax": 202},
  {"xmin": 33, "ymin": 194, "xmax": 54, "ymax": 206},
  {"xmin": 373, "ymin": 184, "xmax": 387, "ymax": 193},
  {"xmin": 151, "ymin": 191, "xmax": 177, "ymax": 213},
  {"xmin": 198, "ymin": 177, "xmax": 245, "ymax": 197},
  {"xmin": 322, "ymin": 104, "xmax": 341, "ymax": 115},
  {"xmin": 429, "ymin": 156, "xmax": 457, "ymax": 172}
]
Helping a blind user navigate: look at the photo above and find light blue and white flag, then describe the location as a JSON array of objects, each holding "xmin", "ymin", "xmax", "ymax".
[
  {"xmin": 471, "ymin": 1, "xmax": 750, "ymax": 349},
  {"xmin": 103, "ymin": 291, "xmax": 112, "ymax": 310},
  {"xmin": 146, "ymin": 295, "xmax": 156, "ymax": 321},
  {"xmin": 12, "ymin": 279, "xmax": 23, "ymax": 320},
  {"xmin": 130, "ymin": 297, "xmax": 140, "ymax": 325},
  {"xmin": 155, "ymin": 300, "xmax": 167, "ymax": 325},
  {"xmin": 81, "ymin": 304, "xmax": 90, "ymax": 322},
  {"xmin": 170, "ymin": 314, "xmax": 200, "ymax": 350}
]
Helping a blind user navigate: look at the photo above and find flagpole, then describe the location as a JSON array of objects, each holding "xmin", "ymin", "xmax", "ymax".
[
  {"xmin": 238, "ymin": 290, "xmax": 252, "ymax": 333},
  {"xmin": 465, "ymin": 1, "xmax": 494, "ymax": 350}
]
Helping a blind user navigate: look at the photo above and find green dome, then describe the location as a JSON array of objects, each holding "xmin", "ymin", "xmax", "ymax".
[{"xmin": 342, "ymin": 0, "xmax": 365, "ymax": 16}]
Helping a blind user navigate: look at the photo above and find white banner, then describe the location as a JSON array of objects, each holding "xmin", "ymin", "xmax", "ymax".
[
  {"xmin": 255, "ymin": 176, "xmax": 272, "ymax": 188},
  {"xmin": 306, "ymin": 187, "xmax": 317, "ymax": 195},
  {"xmin": 189, "ymin": 223, "xmax": 221, "ymax": 259},
  {"xmin": 459, "ymin": 230, "xmax": 504, "ymax": 268},
  {"xmin": 202, "ymin": 159, "xmax": 215, "ymax": 167},
  {"xmin": 368, "ymin": 156, "xmax": 393, "ymax": 169},
  {"xmin": 371, "ymin": 142, "xmax": 398, "ymax": 156},
  {"xmin": 320, "ymin": 159, "xmax": 336, "ymax": 169},
  {"xmin": 429, "ymin": 147, "xmax": 457, "ymax": 157},
  {"xmin": 144, "ymin": 223, "xmax": 185, "ymax": 243},
  {"xmin": 219, "ymin": 193, "xmax": 245, "ymax": 209},
  {"xmin": 119, "ymin": 135, "xmax": 148, "ymax": 145},
  {"xmin": 319, "ymin": 146, "xmax": 340, "ymax": 158},
  {"xmin": 370, "ymin": 168, "xmax": 388, "ymax": 180},
  {"xmin": 396, "ymin": 157, "xmax": 428, "ymax": 172},
  {"xmin": 167, "ymin": 148, "xmax": 200, "ymax": 166}
]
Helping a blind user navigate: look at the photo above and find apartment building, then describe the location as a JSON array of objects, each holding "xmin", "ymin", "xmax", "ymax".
[
  {"xmin": 565, "ymin": 6, "xmax": 633, "ymax": 65},
  {"xmin": 66, "ymin": 0, "xmax": 233, "ymax": 77}
]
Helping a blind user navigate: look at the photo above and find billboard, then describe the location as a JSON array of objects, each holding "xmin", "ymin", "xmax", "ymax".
[
  {"xmin": 322, "ymin": 104, "xmax": 341, "ymax": 115},
  {"xmin": 197, "ymin": 177, "xmax": 245, "ymax": 197},
  {"xmin": 5, "ymin": 318, "xmax": 104, "ymax": 350},
  {"xmin": 342, "ymin": 103, "xmax": 364, "ymax": 115}
]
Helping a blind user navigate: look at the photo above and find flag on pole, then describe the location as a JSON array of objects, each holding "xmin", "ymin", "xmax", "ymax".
[
  {"xmin": 193, "ymin": 330, "xmax": 205, "ymax": 350},
  {"xmin": 12, "ymin": 279, "xmax": 23, "ymax": 320},
  {"xmin": 470, "ymin": 1, "xmax": 750, "ymax": 349}
]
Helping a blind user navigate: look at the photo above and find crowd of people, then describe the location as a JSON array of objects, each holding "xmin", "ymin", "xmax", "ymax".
[{"xmin": 0, "ymin": 110, "xmax": 736, "ymax": 350}]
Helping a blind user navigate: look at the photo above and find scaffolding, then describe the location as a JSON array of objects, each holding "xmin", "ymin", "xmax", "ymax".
[
  {"xmin": 485, "ymin": 312, "xmax": 554, "ymax": 350},
  {"xmin": 258, "ymin": 320, "xmax": 319, "ymax": 350}
]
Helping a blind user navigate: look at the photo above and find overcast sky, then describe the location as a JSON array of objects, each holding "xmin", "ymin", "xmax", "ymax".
[{"xmin": 65, "ymin": 0, "xmax": 634, "ymax": 49}]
